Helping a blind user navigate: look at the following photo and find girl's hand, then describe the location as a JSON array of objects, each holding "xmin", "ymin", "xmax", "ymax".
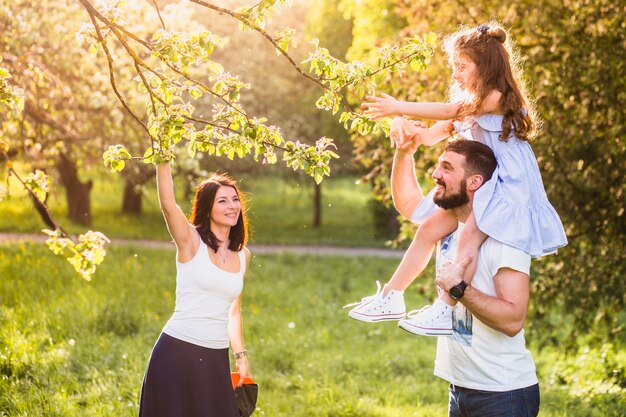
[
  {"xmin": 235, "ymin": 356, "xmax": 250, "ymax": 387},
  {"xmin": 362, "ymin": 93, "xmax": 400, "ymax": 119}
]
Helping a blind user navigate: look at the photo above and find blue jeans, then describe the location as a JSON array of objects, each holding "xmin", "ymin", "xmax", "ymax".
[{"xmin": 448, "ymin": 383, "xmax": 540, "ymax": 417}]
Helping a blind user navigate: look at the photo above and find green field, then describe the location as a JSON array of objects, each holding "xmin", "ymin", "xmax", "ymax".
[
  {"xmin": 0, "ymin": 171, "xmax": 389, "ymax": 247},
  {"xmin": 0, "ymin": 243, "xmax": 623, "ymax": 416}
]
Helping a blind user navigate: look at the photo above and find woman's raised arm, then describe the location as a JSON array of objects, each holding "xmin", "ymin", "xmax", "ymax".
[{"xmin": 157, "ymin": 163, "xmax": 196, "ymax": 257}]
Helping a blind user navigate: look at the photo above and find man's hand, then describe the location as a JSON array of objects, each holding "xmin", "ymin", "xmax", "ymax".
[
  {"xmin": 436, "ymin": 256, "xmax": 472, "ymax": 292},
  {"xmin": 390, "ymin": 117, "xmax": 428, "ymax": 154}
]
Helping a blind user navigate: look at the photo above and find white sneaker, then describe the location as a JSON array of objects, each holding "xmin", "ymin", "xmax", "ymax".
[
  {"xmin": 398, "ymin": 300, "xmax": 453, "ymax": 336},
  {"xmin": 344, "ymin": 281, "xmax": 406, "ymax": 322}
]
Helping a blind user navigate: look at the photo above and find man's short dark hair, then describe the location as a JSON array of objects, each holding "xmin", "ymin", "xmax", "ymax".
[{"xmin": 445, "ymin": 139, "xmax": 497, "ymax": 181}]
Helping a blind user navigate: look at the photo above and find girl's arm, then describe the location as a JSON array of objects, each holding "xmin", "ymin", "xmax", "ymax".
[
  {"xmin": 229, "ymin": 247, "xmax": 251, "ymax": 385},
  {"xmin": 392, "ymin": 119, "xmax": 453, "ymax": 149},
  {"xmin": 363, "ymin": 93, "xmax": 460, "ymax": 120},
  {"xmin": 413, "ymin": 120, "xmax": 454, "ymax": 146},
  {"xmin": 156, "ymin": 163, "xmax": 196, "ymax": 259}
]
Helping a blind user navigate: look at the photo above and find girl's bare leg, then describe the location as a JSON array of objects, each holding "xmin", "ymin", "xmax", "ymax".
[
  {"xmin": 454, "ymin": 211, "xmax": 487, "ymax": 286},
  {"xmin": 384, "ymin": 208, "xmax": 459, "ymax": 295}
]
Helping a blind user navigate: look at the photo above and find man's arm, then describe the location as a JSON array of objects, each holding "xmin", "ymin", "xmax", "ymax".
[
  {"xmin": 391, "ymin": 148, "xmax": 424, "ymax": 219},
  {"xmin": 437, "ymin": 257, "xmax": 530, "ymax": 337},
  {"xmin": 461, "ymin": 268, "xmax": 529, "ymax": 337},
  {"xmin": 389, "ymin": 118, "xmax": 427, "ymax": 219}
]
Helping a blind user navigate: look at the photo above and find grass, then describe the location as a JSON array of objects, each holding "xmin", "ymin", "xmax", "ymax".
[
  {"xmin": 0, "ymin": 168, "xmax": 388, "ymax": 246},
  {"xmin": 0, "ymin": 243, "xmax": 624, "ymax": 416}
]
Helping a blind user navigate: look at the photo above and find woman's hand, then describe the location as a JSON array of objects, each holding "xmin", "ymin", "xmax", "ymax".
[
  {"xmin": 235, "ymin": 356, "xmax": 250, "ymax": 386},
  {"xmin": 362, "ymin": 93, "xmax": 400, "ymax": 119}
]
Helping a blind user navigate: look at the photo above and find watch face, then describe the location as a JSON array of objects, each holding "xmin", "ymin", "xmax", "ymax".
[
  {"xmin": 450, "ymin": 286, "xmax": 463, "ymax": 299},
  {"xmin": 450, "ymin": 280, "xmax": 467, "ymax": 299}
]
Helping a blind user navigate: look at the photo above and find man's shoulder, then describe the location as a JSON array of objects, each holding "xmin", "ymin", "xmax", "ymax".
[
  {"xmin": 479, "ymin": 237, "xmax": 531, "ymax": 275},
  {"xmin": 482, "ymin": 237, "xmax": 529, "ymax": 257}
]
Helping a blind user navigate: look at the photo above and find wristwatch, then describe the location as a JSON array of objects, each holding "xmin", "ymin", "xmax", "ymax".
[{"xmin": 449, "ymin": 280, "xmax": 468, "ymax": 300}]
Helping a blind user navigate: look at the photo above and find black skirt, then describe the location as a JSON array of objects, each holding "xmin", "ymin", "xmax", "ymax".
[{"xmin": 139, "ymin": 333, "xmax": 239, "ymax": 417}]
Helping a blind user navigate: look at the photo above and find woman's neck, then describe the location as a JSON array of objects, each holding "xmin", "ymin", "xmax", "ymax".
[{"xmin": 211, "ymin": 225, "xmax": 230, "ymax": 247}]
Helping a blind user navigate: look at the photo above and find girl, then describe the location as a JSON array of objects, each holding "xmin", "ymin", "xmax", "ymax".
[
  {"xmin": 347, "ymin": 23, "xmax": 567, "ymax": 335},
  {"xmin": 139, "ymin": 162, "xmax": 251, "ymax": 416}
]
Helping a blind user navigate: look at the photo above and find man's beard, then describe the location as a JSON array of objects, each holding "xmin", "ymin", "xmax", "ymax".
[{"xmin": 433, "ymin": 178, "xmax": 469, "ymax": 210}]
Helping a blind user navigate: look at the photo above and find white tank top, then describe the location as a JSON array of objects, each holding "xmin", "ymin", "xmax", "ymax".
[{"xmin": 162, "ymin": 236, "xmax": 245, "ymax": 349}]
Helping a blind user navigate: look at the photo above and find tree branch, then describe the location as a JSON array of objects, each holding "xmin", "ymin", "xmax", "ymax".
[
  {"xmin": 1, "ymin": 150, "xmax": 66, "ymax": 234},
  {"xmin": 77, "ymin": 0, "xmax": 151, "ymax": 49},
  {"xmin": 189, "ymin": 0, "xmax": 326, "ymax": 90},
  {"xmin": 151, "ymin": 0, "xmax": 166, "ymax": 30}
]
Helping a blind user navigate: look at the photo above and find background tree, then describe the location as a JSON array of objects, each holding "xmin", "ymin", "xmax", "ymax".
[{"xmin": 0, "ymin": 1, "xmax": 166, "ymax": 221}]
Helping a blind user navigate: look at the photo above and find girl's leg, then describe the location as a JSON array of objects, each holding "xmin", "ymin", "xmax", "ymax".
[
  {"xmin": 347, "ymin": 208, "xmax": 458, "ymax": 323},
  {"xmin": 455, "ymin": 211, "xmax": 487, "ymax": 286},
  {"xmin": 385, "ymin": 208, "xmax": 459, "ymax": 294}
]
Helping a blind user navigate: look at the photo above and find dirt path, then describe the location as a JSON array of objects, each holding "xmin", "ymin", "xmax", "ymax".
[{"xmin": 0, "ymin": 232, "xmax": 404, "ymax": 258}]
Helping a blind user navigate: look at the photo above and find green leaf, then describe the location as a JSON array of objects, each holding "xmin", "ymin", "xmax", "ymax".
[
  {"xmin": 410, "ymin": 59, "xmax": 424, "ymax": 72},
  {"xmin": 313, "ymin": 170, "xmax": 323, "ymax": 184},
  {"xmin": 189, "ymin": 88, "xmax": 202, "ymax": 100},
  {"xmin": 207, "ymin": 61, "xmax": 224, "ymax": 75},
  {"xmin": 188, "ymin": 140, "xmax": 197, "ymax": 158}
]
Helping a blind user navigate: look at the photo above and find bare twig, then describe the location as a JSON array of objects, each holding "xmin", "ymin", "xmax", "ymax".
[
  {"xmin": 184, "ymin": 116, "xmax": 237, "ymax": 133},
  {"xmin": 87, "ymin": 12, "xmax": 151, "ymax": 137},
  {"xmin": 151, "ymin": 0, "xmax": 166, "ymax": 30}
]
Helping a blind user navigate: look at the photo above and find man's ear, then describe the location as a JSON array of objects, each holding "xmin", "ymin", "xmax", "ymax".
[{"xmin": 466, "ymin": 174, "xmax": 484, "ymax": 192}]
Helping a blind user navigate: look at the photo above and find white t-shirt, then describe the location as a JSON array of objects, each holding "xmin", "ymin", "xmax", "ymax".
[{"xmin": 432, "ymin": 224, "xmax": 538, "ymax": 391}]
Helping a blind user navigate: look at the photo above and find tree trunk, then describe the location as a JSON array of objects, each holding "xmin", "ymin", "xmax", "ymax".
[
  {"xmin": 120, "ymin": 165, "xmax": 154, "ymax": 215},
  {"xmin": 313, "ymin": 181, "xmax": 321, "ymax": 228},
  {"xmin": 122, "ymin": 181, "xmax": 142, "ymax": 214},
  {"xmin": 371, "ymin": 198, "xmax": 400, "ymax": 238},
  {"xmin": 56, "ymin": 152, "xmax": 92, "ymax": 226}
]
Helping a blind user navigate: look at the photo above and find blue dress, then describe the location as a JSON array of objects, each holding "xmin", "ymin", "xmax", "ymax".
[{"xmin": 413, "ymin": 114, "xmax": 567, "ymax": 258}]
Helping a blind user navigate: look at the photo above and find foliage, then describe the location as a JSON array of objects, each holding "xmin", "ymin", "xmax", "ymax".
[
  {"xmin": 521, "ymin": 0, "xmax": 626, "ymax": 337},
  {"xmin": 77, "ymin": 0, "xmax": 342, "ymax": 182},
  {"xmin": 75, "ymin": 0, "xmax": 436, "ymax": 183},
  {"xmin": 22, "ymin": 169, "xmax": 50, "ymax": 202},
  {"xmin": 0, "ymin": 60, "xmax": 110, "ymax": 282},
  {"xmin": 42, "ymin": 229, "xmax": 110, "ymax": 281},
  {"xmin": 1, "ymin": 0, "xmax": 436, "ymax": 280},
  {"xmin": 0, "ymin": 0, "xmax": 130, "ymax": 169},
  {"xmin": 0, "ymin": 58, "xmax": 23, "ymax": 112},
  {"xmin": 539, "ymin": 343, "xmax": 626, "ymax": 400},
  {"xmin": 0, "ymin": 243, "xmax": 624, "ymax": 416}
]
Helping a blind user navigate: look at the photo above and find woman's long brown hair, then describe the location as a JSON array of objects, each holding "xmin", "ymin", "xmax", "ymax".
[
  {"xmin": 188, "ymin": 174, "xmax": 248, "ymax": 252},
  {"xmin": 445, "ymin": 23, "xmax": 538, "ymax": 142}
]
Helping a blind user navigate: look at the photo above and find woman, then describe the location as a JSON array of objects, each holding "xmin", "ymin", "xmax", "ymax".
[{"xmin": 139, "ymin": 162, "xmax": 251, "ymax": 417}]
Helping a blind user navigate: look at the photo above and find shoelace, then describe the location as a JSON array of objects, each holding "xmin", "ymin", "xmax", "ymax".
[
  {"xmin": 406, "ymin": 305, "xmax": 432, "ymax": 318},
  {"xmin": 343, "ymin": 280, "xmax": 382, "ymax": 308}
]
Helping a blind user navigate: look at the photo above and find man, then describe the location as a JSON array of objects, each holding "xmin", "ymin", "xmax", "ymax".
[{"xmin": 390, "ymin": 121, "xmax": 540, "ymax": 416}]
